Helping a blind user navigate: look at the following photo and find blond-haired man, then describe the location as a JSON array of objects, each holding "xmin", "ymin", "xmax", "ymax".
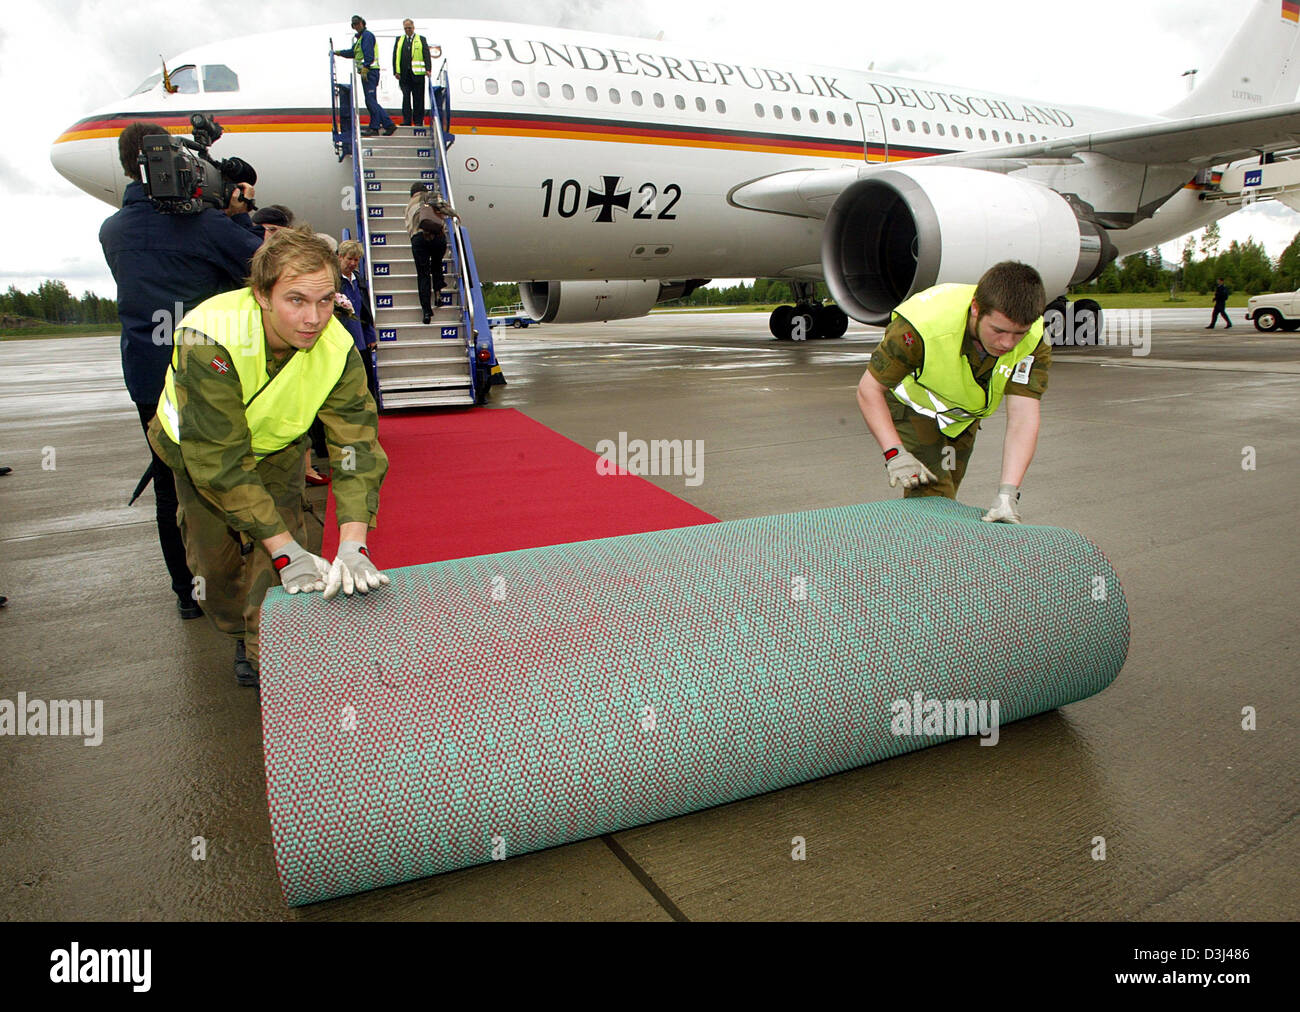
[{"xmin": 149, "ymin": 227, "xmax": 390, "ymax": 687}]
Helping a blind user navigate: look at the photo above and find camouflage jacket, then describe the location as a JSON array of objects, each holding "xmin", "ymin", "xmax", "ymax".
[
  {"xmin": 148, "ymin": 329, "xmax": 388, "ymax": 542},
  {"xmin": 867, "ymin": 315, "xmax": 1051, "ymax": 400}
]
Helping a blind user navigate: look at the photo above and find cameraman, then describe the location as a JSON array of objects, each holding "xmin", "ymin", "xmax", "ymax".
[{"xmin": 99, "ymin": 120, "xmax": 262, "ymax": 622}]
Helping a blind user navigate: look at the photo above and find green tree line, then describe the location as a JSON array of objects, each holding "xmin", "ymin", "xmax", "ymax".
[
  {"xmin": 1081, "ymin": 222, "xmax": 1300, "ymax": 296},
  {"xmin": 0, "ymin": 281, "xmax": 118, "ymax": 325}
]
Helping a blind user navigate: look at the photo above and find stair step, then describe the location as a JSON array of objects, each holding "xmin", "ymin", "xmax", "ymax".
[
  {"xmin": 379, "ymin": 373, "xmax": 473, "ymax": 391},
  {"xmin": 380, "ymin": 388, "xmax": 475, "ymax": 409}
]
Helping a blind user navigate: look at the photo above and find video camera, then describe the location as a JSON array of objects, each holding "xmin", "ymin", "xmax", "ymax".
[{"xmin": 138, "ymin": 114, "xmax": 258, "ymax": 215}]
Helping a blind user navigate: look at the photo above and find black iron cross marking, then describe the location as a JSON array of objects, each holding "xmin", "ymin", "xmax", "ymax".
[{"xmin": 586, "ymin": 176, "xmax": 631, "ymax": 223}]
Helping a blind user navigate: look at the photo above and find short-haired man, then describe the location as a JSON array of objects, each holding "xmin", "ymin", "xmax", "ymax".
[
  {"xmin": 393, "ymin": 19, "xmax": 432, "ymax": 127},
  {"xmin": 148, "ymin": 227, "xmax": 391, "ymax": 688},
  {"xmin": 100, "ymin": 121, "xmax": 262, "ymax": 621},
  {"xmin": 855, "ymin": 261, "xmax": 1052, "ymax": 523},
  {"xmin": 335, "ymin": 15, "xmax": 396, "ymax": 136}
]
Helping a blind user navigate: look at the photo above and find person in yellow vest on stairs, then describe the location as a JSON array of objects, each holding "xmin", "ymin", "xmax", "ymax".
[
  {"xmin": 393, "ymin": 18, "xmax": 432, "ymax": 127},
  {"xmin": 148, "ymin": 227, "xmax": 391, "ymax": 689},
  {"xmin": 855, "ymin": 261, "xmax": 1053, "ymax": 524}
]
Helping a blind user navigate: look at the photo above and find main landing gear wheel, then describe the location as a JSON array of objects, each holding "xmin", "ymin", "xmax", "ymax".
[
  {"xmin": 1072, "ymin": 298, "xmax": 1103, "ymax": 343},
  {"xmin": 769, "ymin": 305, "xmax": 795, "ymax": 339},
  {"xmin": 816, "ymin": 304, "xmax": 849, "ymax": 339}
]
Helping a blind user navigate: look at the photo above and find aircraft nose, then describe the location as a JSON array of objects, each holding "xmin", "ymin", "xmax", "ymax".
[{"xmin": 50, "ymin": 123, "xmax": 122, "ymax": 205}]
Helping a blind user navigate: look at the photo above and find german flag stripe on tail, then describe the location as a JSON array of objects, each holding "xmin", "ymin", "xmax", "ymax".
[{"xmin": 1284, "ymin": 0, "xmax": 1299, "ymax": 24}]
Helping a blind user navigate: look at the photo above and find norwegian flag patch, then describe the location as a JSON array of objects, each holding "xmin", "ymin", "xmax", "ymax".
[
  {"xmin": 903, "ymin": 331, "xmax": 915, "ymax": 347},
  {"xmin": 210, "ymin": 354, "xmax": 230, "ymax": 374}
]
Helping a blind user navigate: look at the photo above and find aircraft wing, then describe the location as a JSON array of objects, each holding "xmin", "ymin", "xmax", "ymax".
[{"xmin": 730, "ymin": 102, "xmax": 1300, "ymax": 219}]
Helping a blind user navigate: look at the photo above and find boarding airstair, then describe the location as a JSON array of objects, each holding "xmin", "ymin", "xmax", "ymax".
[{"xmin": 330, "ymin": 46, "xmax": 501, "ymax": 408}]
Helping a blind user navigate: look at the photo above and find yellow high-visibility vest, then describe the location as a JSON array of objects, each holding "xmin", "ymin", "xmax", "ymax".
[
  {"xmin": 156, "ymin": 288, "xmax": 353, "ymax": 458},
  {"xmin": 890, "ymin": 283, "xmax": 1042, "ymax": 436},
  {"xmin": 395, "ymin": 34, "xmax": 428, "ymax": 76}
]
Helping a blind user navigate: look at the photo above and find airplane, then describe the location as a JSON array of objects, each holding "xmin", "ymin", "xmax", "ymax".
[{"xmin": 50, "ymin": 0, "xmax": 1300, "ymax": 343}]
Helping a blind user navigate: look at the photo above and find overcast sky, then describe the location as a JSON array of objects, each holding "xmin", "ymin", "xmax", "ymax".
[{"xmin": 9, "ymin": 0, "xmax": 1300, "ymax": 298}]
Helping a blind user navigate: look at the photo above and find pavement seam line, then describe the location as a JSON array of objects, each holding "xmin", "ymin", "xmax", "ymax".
[{"xmin": 601, "ymin": 835, "xmax": 691, "ymax": 922}]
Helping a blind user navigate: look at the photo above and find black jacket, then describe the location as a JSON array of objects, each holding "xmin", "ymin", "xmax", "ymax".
[
  {"xmin": 393, "ymin": 34, "xmax": 431, "ymax": 77},
  {"xmin": 99, "ymin": 181, "xmax": 261, "ymax": 404}
]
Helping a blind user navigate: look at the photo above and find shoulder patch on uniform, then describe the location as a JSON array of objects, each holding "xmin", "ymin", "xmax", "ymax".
[
  {"xmin": 210, "ymin": 354, "xmax": 230, "ymax": 375},
  {"xmin": 1011, "ymin": 356, "xmax": 1034, "ymax": 383},
  {"xmin": 903, "ymin": 331, "xmax": 915, "ymax": 346}
]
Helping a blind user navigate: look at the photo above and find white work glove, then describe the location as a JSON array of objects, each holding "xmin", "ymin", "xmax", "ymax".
[
  {"xmin": 884, "ymin": 446, "xmax": 937, "ymax": 489},
  {"xmin": 324, "ymin": 540, "xmax": 391, "ymax": 600},
  {"xmin": 272, "ymin": 539, "xmax": 332, "ymax": 593},
  {"xmin": 981, "ymin": 483, "xmax": 1023, "ymax": 524}
]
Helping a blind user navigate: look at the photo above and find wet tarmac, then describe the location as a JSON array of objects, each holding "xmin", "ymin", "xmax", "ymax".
[{"xmin": 1, "ymin": 310, "xmax": 1296, "ymax": 920}]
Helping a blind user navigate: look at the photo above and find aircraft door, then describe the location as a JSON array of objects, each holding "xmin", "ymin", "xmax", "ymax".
[{"xmin": 856, "ymin": 103, "xmax": 889, "ymax": 163}]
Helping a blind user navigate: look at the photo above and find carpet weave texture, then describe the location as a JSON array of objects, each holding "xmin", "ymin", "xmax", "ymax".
[{"xmin": 261, "ymin": 498, "xmax": 1129, "ymax": 906}]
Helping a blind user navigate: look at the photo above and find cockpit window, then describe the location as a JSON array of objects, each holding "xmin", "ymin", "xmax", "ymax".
[
  {"xmin": 131, "ymin": 72, "xmax": 162, "ymax": 95},
  {"xmin": 169, "ymin": 65, "xmax": 199, "ymax": 94},
  {"xmin": 202, "ymin": 65, "xmax": 239, "ymax": 92}
]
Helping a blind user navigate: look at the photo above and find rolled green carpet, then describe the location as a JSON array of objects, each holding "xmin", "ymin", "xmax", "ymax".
[{"xmin": 260, "ymin": 498, "xmax": 1128, "ymax": 906}]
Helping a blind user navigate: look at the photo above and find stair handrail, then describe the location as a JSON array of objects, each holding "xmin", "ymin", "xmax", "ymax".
[{"xmin": 425, "ymin": 64, "xmax": 494, "ymax": 401}]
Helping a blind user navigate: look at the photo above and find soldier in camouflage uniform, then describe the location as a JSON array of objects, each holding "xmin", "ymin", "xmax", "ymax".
[
  {"xmin": 855, "ymin": 261, "xmax": 1051, "ymax": 523},
  {"xmin": 149, "ymin": 227, "xmax": 390, "ymax": 687}
]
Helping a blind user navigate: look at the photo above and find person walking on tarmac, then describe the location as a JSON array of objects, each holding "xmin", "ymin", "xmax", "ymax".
[
  {"xmin": 335, "ymin": 15, "xmax": 396, "ymax": 136},
  {"xmin": 855, "ymin": 261, "xmax": 1051, "ymax": 524},
  {"xmin": 393, "ymin": 19, "xmax": 432, "ymax": 127},
  {"xmin": 1207, "ymin": 277, "xmax": 1233, "ymax": 328},
  {"xmin": 148, "ymin": 227, "xmax": 391, "ymax": 689}
]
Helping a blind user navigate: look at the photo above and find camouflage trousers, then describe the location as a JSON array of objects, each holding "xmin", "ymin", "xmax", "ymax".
[
  {"xmin": 172, "ymin": 448, "xmax": 308, "ymax": 672},
  {"xmin": 889, "ymin": 396, "xmax": 980, "ymax": 499}
]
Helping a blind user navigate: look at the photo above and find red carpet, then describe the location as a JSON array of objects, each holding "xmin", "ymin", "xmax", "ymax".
[{"xmin": 322, "ymin": 408, "xmax": 717, "ymax": 565}]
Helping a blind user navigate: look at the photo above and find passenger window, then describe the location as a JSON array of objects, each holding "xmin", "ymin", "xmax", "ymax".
[
  {"xmin": 537, "ymin": 81, "xmax": 550, "ymax": 98},
  {"xmin": 562, "ymin": 83, "xmax": 574, "ymax": 100},
  {"xmin": 922, "ymin": 121, "xmax": 931, "ymax": 134},
  {"xmin": 978, "ymin": 128, "xmax": 986, "ymax": 140},
  {"xmin": 827, "ymin": 111, "xmax": 836, "ymax": 125},
  {"xmin": 674, "ymin": 94, "xmax": 686, "ymax": 110},
  {"xmin": 937, "ymin": 123, "xmax": 945, "ymax": 136},
  {"xmin": 965, "ymin": 127, "xmax": 973, "ymax": 139},
  {"xmin": 459, "ymin": 76, "xmax": 475, "ymax": 94},
  {"xmin": 1017, "ymin": 133, "xmax": 1025, "ymax": 143},
  {"xmin": 791, "ymin": 107, "xmax": 801, "ymax": 122},
  {"xmin": 809, "ymin": 109, "xmax": 819, "ymax": 123},
  {"xmin": 485, "ymin": 78, "xmax": 499, "ymax": 95},
  {"xmin": 907, "ymin": 120, "xmax": 915, "ymax": 132},
  {"xmin": 716, "ymin": 99, "xmax": 726, "ymax": 113},
  {"xmin": 891, "ymin": 117, "xmax": 899, "ymax": 130},
  {"xmin": 773, "ymin": 105, "xmax": 784, "ymax": 119},
  {"xmin": 632, "ymin": 90, "xmax": 643, "ymax": 106},
  {"xmin": 844, "ymin": 114, "xmax": 852, "ymax": 127},
  {"xmin": 585, "ymin": 85, "xmax": 597, "ymax": 101},
  {"xmin": 512, "ymin": 80, "xmax": 524, "ymax": 96},
  {"xmin": 653, "ymin": 92, "xmax": 665, "ymax": 108},
  {"xmin": 755, "ymin": 103, "xmax": 765, "ymax": 118},
  {"xmin": 202, "ymin": 65, "xmax": 238, "ymax": 92},
  {"xmin": 610, "ymin": 88, "xmax": 621, "ymax": 104},
  {"xmin": 992, "ymin": 130, "xmax": 1000, "ymax": 141},
  {"xmin": 696, "ymin": 97, "xmax": 706, "ymax": 112}
]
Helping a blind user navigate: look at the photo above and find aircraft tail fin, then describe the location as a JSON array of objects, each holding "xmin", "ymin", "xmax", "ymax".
[{"xmin": 1163, "ymin": 0, "xmax": 1300, "ymax": 118}]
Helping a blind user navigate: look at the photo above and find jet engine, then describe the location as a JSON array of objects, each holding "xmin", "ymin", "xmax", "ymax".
[
  {"xmin": 821, "ymin": 166, "xmax": 1115, "ymax": 325},
  {"xmin": 519, "ymin": 279, "xmax": 708, "ymax": 324}
]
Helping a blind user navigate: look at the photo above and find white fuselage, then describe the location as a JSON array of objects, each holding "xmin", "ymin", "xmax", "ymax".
[{"xmin": 52, "ymin": 18, "xmax": 1231, "ymax": 283}]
